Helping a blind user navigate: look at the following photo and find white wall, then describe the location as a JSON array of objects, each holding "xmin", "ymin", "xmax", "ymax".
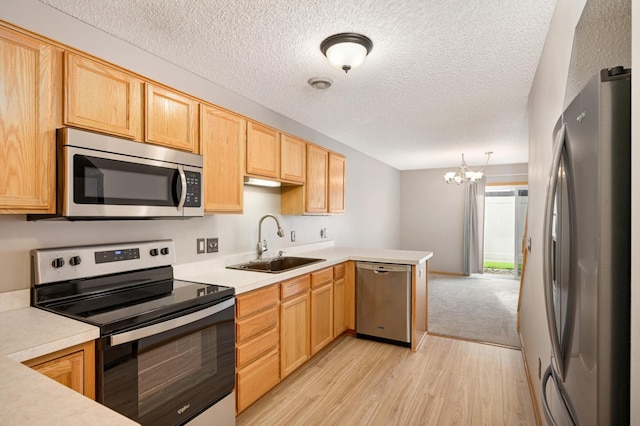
[
  {"xmin": 521, "ymin": 0, "xmax": 632, "ymax": 419},
  {"xmin": 0, "ymin": 1, "xmax": 401, "ymax": 293},
  {"xmin": 399, "ymin": 163, "xmax": 526, "ymax": 273}
]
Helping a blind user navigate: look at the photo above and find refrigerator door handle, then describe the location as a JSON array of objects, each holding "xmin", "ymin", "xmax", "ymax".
[
  {"xmin": 543, "ymin": 124, "xmax": 567, "ymax": 379},
  {"xmin": 542, "ymin": 365, "xmax": 577, "ymax": 426}
]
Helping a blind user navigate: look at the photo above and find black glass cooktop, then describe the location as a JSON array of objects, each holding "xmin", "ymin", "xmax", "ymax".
[{"xmin": 34, "ymin": 266, "xmax": 234, "ymax": 336}]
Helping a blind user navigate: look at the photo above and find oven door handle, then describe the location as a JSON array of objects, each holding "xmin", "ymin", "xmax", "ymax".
[{"xmin": 110, "ymin": 298, "xmax": 235, "ymax": 347}]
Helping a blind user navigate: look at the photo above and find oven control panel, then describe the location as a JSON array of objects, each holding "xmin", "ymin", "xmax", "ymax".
[
  {"xmin": 32, "ymin": 240, "xmax": 176, "ymax": 285},
  {"xmin": 95, "ymin": 248, "xmax": 140, "ymax": 264}
]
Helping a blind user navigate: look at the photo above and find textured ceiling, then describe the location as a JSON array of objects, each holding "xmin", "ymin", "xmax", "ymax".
[{"xmin": 38, "ymin": 0, "xmax": 556, "ymax": 170}]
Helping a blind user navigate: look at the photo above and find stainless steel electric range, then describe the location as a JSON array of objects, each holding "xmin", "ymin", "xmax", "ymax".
[{"xmin": 31, "ymin": 240, "xmax": 236, "ymax": 426}]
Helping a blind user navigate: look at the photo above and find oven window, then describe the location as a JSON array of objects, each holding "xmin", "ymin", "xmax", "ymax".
[
  {"xmin": 100, "ymin": 305, "xmax": 235, "ymax": 426},
  {"xmin": 138, "ymin": 328, "xmax": 215, "ymax": 418},
  {"xmin": 74, "ymin": 155, "xmax": 179, "ymax": 206}
]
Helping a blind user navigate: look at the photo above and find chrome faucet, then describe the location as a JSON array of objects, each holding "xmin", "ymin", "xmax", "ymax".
[{"xmin": 257, "ymin": 214, "xmax": 285, "ymax": 260}]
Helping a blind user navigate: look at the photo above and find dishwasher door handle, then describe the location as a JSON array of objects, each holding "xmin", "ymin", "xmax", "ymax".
[{"xmin": 373, "ymin": 270, "xmax": 389, "ymax": 274}]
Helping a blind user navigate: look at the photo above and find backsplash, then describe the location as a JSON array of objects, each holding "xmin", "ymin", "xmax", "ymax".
[{"xmin": 0, "ymin": 185, "xmax": 392, "ymax": 293}]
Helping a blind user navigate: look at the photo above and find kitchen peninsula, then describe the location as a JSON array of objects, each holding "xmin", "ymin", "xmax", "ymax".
[{"xmin": 0, "ymin": 244, "xmax": 432, "ymax": 424}]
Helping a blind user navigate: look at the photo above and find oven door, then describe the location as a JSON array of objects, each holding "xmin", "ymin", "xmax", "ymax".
[
  {"xmin": 97, "ymin": 298, "xmax": 235, "ymax": 426},
  {"xmin": 62, "ymin": 145, "xmax": 202, "ymax": 218}
]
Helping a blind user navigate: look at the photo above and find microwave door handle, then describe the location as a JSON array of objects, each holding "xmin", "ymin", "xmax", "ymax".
[
  {"xmin": 177, "ymin": 166, "xmax": 187, "ymax": 210},
  {"xmin": 543, "ymin": 123, "xmax": 566, "ymax": 380},
  {"xmin": 109, "ymin": 298, "xmax": 234, "ymax": 346}
]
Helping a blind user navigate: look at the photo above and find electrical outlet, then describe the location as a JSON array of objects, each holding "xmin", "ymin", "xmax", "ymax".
[
  {"xmin": 291, "ymin": 230, "xmax": 296, "ymax": 242},
  {"xmin": 206, "ymin": 238, "xmax": 219, "ymax": 253},
  {"xmin": 320, "ymin": 228, "xmax": 327, "ymax": 239},
  {"xmin": 196, "ymin": 238, "xmax": 205, "ymax": 254}
]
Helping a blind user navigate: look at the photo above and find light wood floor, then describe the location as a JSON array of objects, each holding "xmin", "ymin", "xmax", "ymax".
[{"xmin": 237, "ymin": 334, "xmax": 536, "ymax": 425}]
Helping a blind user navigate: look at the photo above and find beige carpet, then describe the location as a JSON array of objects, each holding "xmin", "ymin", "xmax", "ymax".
[{"xmin": 428, "ymin": 273, "xmax": 521, "ymax": 347}]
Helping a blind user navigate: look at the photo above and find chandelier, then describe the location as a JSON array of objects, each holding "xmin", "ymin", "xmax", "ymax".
[{"xmin": 443, "ymin": 152, "xmax": 493, "ymax": 185}]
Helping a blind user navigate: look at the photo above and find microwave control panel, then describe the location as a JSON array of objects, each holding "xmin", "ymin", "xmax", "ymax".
[{"xmin": 184, "ymin": 171, "xmax": 201, "ymax": 207}]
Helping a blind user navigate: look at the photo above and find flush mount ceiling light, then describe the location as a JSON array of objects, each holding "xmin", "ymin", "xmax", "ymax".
[
  {"xmin": 443, "ymin": 152, "xmax": 493, "ymax": 185},
  {"xmin": 320, "ymin": 33, "xmax": 373, "ymax": 73},
  {"xmin": 308, "ymin": 77, "xmax": 333, "ymax": 90}
]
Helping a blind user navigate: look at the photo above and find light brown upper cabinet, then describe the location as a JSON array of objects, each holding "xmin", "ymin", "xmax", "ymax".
[
  {"xmin": 64, "ymin": 52, "xmax": 142, "ymax": 140},
  {"xmin": 305, "ymin": 145, "xmax": 329, "ymax": 213},
  {"xmin": 280, "ymin": 134, "xmax": 306, "ymax": 184},
  {"xmin": 246, "ymin": 121, "xmax": 280, "ymax": 179},
  {"xmin": 328, "ymin": 152, "xmax": 346, "ymax": 213},
  {"xmin": 0, "ymin": 28, "xmax": 56, "ymax": 214},
  {"xmin": 280, "ymin": 144, "xmax": 347, "ymax": 215},
  {"xmin": 201, "ymin": 105, "xmax": 245, "ymax": 213},
  {"xmin": 145, "ymin": 83, "xmax": 199, "ymax": 153}
]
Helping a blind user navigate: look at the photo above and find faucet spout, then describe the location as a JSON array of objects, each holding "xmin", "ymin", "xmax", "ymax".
[{"xmin": 257, "ymin": 214, "xmax": 285, "ymax": 260}]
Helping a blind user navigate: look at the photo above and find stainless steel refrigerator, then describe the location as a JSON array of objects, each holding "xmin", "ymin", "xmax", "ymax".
[{"xmin": 541, "ymin": 67, "xmax": 631, "ymax": 425}]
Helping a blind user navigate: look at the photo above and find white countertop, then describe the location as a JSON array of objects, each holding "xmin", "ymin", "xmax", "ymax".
[
  {"xmin": 0, "ymin": 245, "xmax": 432, "ymax": 425},
  {"xmin": 175, "ymin": 246, "xmax": 433, "ymax": 295},
  {"xmin": 0, "ymin": 295, "xmax": 138, "ymax": 425}
]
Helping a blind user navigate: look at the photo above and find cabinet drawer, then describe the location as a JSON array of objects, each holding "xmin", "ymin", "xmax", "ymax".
[
  {"xmin": 236, "ymin": 285, "xmax": 278, "ymax": 319},
  {"xmin": 280, "ymin": 275, "xmax": 310, "ymax": 300},
  {"xmin": 236, "ymin": 327, "xmax": 278, "ymax": 369},
  {"xmin": 236, "ymin": 307, "xmax": 278, "ymax": 343},
  {"xmin": 334, "ymin": 263, "xmax": 345, "ymax": 280},
  {"xmin": 237, "ymin": 349, "xmax": 280, "ymax": 413},
  {"xmin": 311, "ymin": 268, "xmax": 333, "ymax": 289}
]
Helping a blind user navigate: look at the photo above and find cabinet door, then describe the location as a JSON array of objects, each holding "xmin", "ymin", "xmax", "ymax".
[
  {"xmin": 334, "ymin": 277, "xmax": 347, "ymax": 337},
  {"xmin": 23, "ymin": 341, "xmax": 95, "ymax": 399},
  {"xmin": 0, "ymin": 29, "xmax": 55, "ymax": 213},
  {"xmin": 65, "ymin": 52, "xmax": 141, "ymax": 139},
  {"xmin": 280, "ymin": 134, "xmax": 306, "ymax": 183},
  {"xmin": 236, "ymin": 349, "xmax": 280, "ymax": 413},
  {"xmin": 146, "ymin": 83, "xmax": 199, "ymax": 153},
  {"xmin": 329, "ymin": 152, "xmax": 346, "ymax": 213},
  {"xmin": 305, "ymin": 145, "xmax": 328, "ymax": 213},
  {"xmin": 280, "ymin": 292, "xmax": 310, "ymax": 378},
  {"xmin": 333, "ymin": 263, "xmax": 348, "ymax": 336},
  {"xmin": 246, "ymin": 121, "xmax": 279, "ymax": 179},
  {"xmin": 311, "ymin": 282, "xmax": 334, "ymax": 355},
  {"xmin": 201, "ymin": 105, "xmax": 245, "ymax": 213},
  {"xmin": 30, "ymin": 350, "xmax": 84, "ymax": 393}
]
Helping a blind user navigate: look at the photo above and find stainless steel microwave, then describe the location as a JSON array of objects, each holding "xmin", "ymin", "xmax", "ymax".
[{"xmin": 29, "ymin": 128, "xmax": 203, "ymax": 220}]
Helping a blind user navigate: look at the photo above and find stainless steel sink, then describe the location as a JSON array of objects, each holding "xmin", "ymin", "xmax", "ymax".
[{"xmin": 226, "ymin": 256, "xmax": 325, "ymax": 273}]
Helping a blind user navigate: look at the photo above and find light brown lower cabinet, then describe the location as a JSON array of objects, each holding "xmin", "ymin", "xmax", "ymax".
[
  {"xmin": 236, "ymin": 348, "xmax": 280, "ymax": 413},
  {"xmin": 237, "ymin": 263, "xmax": 352, "ymax": 412},
  {"xmin": 333, "ymin": 263, "xmax": 348, "ymax": 337},
  {"xmin": 22, "ymin": 340, "xmax": 95, "ymax": 399},
  {"xmin": 279, "ymin": 275, "xmax": 311, "ymax": 379},
  {"xmin": 235, "ymin": 284, "xmax": 280, "ymax": 413},
  {"xmin": 311, "ymin": 268, "xmax": 334, "ymax": 355}
]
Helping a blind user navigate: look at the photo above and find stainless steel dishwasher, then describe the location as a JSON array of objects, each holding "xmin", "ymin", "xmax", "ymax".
[{"xmin": 356, "ymin": 262, "xmax": 411, "ymax": 347}]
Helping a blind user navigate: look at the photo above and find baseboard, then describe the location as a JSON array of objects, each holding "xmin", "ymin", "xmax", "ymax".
[
  {"xmin": 427, "ymin": 331, "xmax": 520, "ymax": 350},
  {"xmin": 429, "ymin": 270, "xmax": 466, "ymax": 277},
  {"xmin": 519, "ymin": 331, "xmax": 542, "ymax": 426}
]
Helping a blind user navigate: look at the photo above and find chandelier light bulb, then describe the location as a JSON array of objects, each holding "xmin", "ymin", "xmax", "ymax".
[{"xmin": 443, "ymin": 152, "xmax": 493, "ymax": 185}]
